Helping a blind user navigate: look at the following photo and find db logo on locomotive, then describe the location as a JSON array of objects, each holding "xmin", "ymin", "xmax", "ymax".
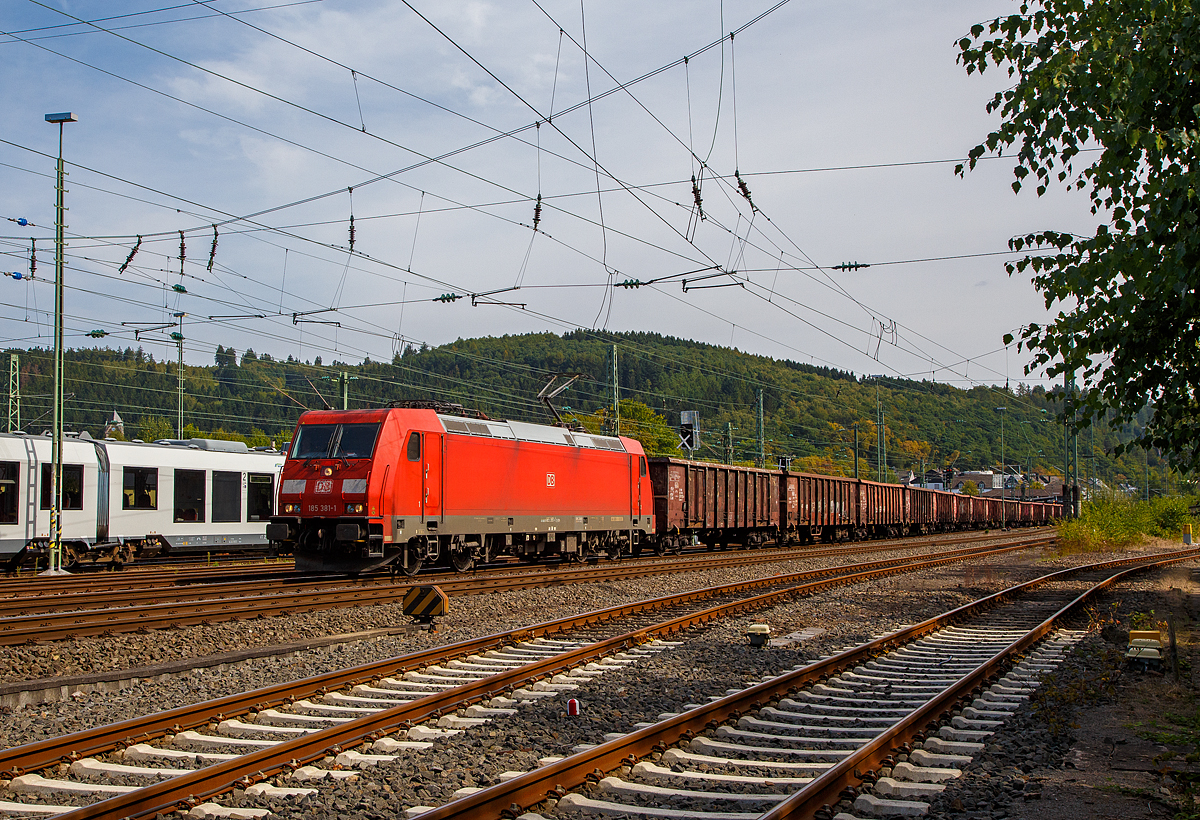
[{"xmin": 314, "ymin": 479, "xmax": 334, "ymax": 494}]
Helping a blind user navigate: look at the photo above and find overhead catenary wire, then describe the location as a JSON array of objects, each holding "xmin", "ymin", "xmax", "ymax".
[{"xmin": 2, "ymin": 3, "xmax": 1060, "ymax": 413}]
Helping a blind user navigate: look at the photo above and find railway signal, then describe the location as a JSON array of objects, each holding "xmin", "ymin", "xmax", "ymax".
[{"xmin": 679, "ymin": 411, "xmax": 699, "ymax": 454}]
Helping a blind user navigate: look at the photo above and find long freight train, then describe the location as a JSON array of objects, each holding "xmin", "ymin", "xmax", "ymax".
[
  {"xmin": 267, "ymin": 404, "xmax": 1060, "ymax": 574},
  {"xmin": 0, "ymin": 431, "xmax": 285, "ymax": 570}
]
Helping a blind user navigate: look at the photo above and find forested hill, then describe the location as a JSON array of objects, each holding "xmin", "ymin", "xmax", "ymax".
[{"xmin": 1, "ymin": 330, "xmax": 1170, "ymax": 492}]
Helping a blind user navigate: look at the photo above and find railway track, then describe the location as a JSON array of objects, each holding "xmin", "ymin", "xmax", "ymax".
[
  {"xmin": 0, "ymin": 536, "xmax": 1076, "ymax": 819},
  {"xmin": 0, "ymin": 529, "xmax": 1049, "ymax": 596},
  {"xmin": 0, "ymin": 533, "xmax": 1056, "ymax": 645}
]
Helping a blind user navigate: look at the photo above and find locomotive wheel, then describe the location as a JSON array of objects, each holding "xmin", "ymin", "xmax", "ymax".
[
  {"xmin": 653, "ymin": 539, "xmax": 667, "ymax": 557},
  {"xmin": 399, "ymin": 542, "xmax": 424, "ymax": 576},
  {"xmin": 448, "ymin": 537, "xmax": 475, "ymax": 572}
]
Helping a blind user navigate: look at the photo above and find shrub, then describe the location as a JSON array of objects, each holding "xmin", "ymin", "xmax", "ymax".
[{"xmin": 1057, "ymin": 495, "xmax": 1199, "ymax": 552}]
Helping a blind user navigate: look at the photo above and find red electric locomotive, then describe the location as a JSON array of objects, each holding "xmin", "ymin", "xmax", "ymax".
[{"xmin": 267, "ymin": 403, "xmax": 654, "ymax": 574}]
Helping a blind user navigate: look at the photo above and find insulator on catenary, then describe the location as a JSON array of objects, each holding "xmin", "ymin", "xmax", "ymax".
[
  {"xmin": 691, "ymin": 175, "xmax": 705, "ymax": 221},
  {"xmin": 532, "ymin": 194, "xmax": 542, "ymax": 232},
  {"xmin": 206, "ymin": 225, "xmax": 218, "ymax": 274},
  {"xmin": 349, "ymin": 214, "xmax": 356, "ymax": 254},
  {"xmin": 29, "ymin": 238, "xmax": 36, "ymax": 279},
  {"xmin": 735, "ymin": 170, "xmax": 758, "ymax": 214},
  {"xmin": 178, "ymin": 230, "xmax": 186, "ymax": 276},
  {"xmin": 119, "ymin": 236, "xmax": 142, "ymax": 274}
]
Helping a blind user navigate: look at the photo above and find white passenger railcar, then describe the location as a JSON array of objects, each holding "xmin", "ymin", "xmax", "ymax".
[{"xmin": 0, "ymin": 432, "xmax": 285, "ymax": 569}]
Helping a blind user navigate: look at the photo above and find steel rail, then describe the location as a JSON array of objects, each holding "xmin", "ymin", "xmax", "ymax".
[
  {"xmin": 0, "ymin": 528, "xmax": 1051, "ymax": 594},
  {"xmin": 0, "ymin": 532, "xmax": 1054, "ymax": 613},
  {"xmin": 0, "ymin": 535, "xmax": 1055, "ymax": 644},
  {"xmin": 0, "ymin": 537, "xmax": 1052, "ymax": 816},
  {"xmin": 412, "ymin": 546, "xmax": 1200, "ymax": 820}
]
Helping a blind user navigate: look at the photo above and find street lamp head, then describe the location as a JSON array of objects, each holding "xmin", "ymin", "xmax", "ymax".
[
  {"xmin": 45, "ymin": 113, "xmax": 77, "ymax": 124},
  {"xmin": 995, "ymin": 406, "xmax": 1007, "ymax": 412}
]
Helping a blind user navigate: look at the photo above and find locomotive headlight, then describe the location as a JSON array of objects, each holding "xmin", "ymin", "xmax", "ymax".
[
  {"xmin": 345, "ymin": 503, "xmax": 364, "ymax": 514},
  {"xmin": 323, "ymin": 466, "xmax": 334, "ymax": 476},
  {"xmin": 283, "ymin": 503, "xmax": 298, "ymax": 513}
]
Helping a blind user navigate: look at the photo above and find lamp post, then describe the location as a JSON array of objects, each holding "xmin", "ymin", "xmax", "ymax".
[
  {"xmin": 44, "ymin": 112, "xmax": 76, "ymax": 576},
  {"xmin": 995, "ymin": 406, "xmax": 1007, "ymax": 530}
]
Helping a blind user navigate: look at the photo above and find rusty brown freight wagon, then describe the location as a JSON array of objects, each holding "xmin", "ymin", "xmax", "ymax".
[{"xmin": 648, "ymin": 457, "xmax": 781, "ymax": 552}]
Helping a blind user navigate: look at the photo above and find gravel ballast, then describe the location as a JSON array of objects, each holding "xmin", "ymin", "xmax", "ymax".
[{"xmin": 0, "ymin": 537, "xmax": 1190, "ymax": 820}]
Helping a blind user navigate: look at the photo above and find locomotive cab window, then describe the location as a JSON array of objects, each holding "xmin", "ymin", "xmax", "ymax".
[
  {"xmin": 174, "ymin": 469, "xmax": 206, "ymax": 523},
  {"xmin": 335, "ymin": 424, "xmax": 380, "ymax": 458},
  {"xmin": 212, "ymin": 471, "xmax": 241, "ymax": 523},
  {"xmin": 123, "ymin": 467, "xmax": 158, "ymax": 510},
  {"xmin": 0, "ymin": 461, "xmax": 17, "ymax": 524},
  {"xmin": 290, "ymin": 423, "xmax": 380, "ymax": 459},
  {"xmin": 406, "ymin": 431, "xmax": 421, "ymax": 462},
  {"xmin": 640, "ymin": 457, "xmax": 647, "ymax": 476},
  {"xmin": 40, "ymin": 464, "xmax": 84, "ymax": 510},
  {"xmin": 291, "ymin": 424, "xmax": 336, "ymax": 459},
  {"xmin": 248, "ymin": 473, "xmax": 274, "ymax": 521}
]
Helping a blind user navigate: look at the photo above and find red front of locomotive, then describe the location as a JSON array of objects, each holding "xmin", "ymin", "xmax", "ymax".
[{"xmin": 267, "ymin": 408, "xmax": 402, "ymax": 573}]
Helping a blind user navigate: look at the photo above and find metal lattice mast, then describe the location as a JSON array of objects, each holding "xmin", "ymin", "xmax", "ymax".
[
  {"xmin": 7, "ymin": 353, "xmax": 18, "ymax": 433},
  {"xmin": 611, "ymin": 344, "xmax": 619, "ymax": 437},
  {"xmin": 171, "ymin": 313, "xmax": 185, "ymax": 438}
]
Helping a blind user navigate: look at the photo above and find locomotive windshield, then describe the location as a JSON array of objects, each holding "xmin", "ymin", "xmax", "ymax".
[{"xmin": 290, "ymin": 423, "xmax": 380, "ymax": 460}]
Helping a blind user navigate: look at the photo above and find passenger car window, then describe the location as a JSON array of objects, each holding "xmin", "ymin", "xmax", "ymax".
[
  {"xmin": 173, "ymin": 469, "xmax": 206, "ymax": 523},
  {"xmin": 407, "ymin": 431, "xmax": 421, "ymax": 462},
  {"xmin": 123, "ymin": 467, "xmax": 158, "ymax": 510},
  {"xmin": 0, "ymin": 462, "xmax": 17, "ymax": 524},
  {"xmin": 212, "ymin": 471, "xmax": 241, "ymax": 523},
  {"xmin": 41, "ymin": 463, "xmax": 84, "ymax": 510}
]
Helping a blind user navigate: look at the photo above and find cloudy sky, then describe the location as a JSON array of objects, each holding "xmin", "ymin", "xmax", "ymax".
[{"xmin": 1, "ymin": 0, "xmax": 1097, "ymax": 396}]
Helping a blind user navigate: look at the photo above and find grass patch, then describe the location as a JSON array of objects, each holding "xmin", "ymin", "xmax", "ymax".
[{"xmin": 1056, "ymin": 495, "xmax": 1198, "ymax": 553}]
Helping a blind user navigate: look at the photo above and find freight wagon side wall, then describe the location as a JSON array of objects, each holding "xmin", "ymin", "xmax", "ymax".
[
  {"xmin": 909, "ymin": 486, "xmax": 937, "ymax": 525},
  {"xmin": 782, "ymin": 474, "xmax": 799, "ymax": 529}
]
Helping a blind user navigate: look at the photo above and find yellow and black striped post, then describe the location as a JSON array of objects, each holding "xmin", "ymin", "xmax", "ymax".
[{"xmin": 402, "ymin": 585, "xmax": 449, "ymax": 624}]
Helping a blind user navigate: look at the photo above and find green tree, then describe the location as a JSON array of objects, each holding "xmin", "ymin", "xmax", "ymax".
[
  {"xmin": 957, "ymin": 1, "xmax": 1200, "ymax": 470},
  {"xmin": 574, "ymin": 400, "xmax": 679, "ymax": 456},
  {"xmin": 962, "ymin": 480, "xmax": 980, "ymax": 497},
  {"xmin": 138, "ymin": 415, "xmax": 173, "ymax": 442}
]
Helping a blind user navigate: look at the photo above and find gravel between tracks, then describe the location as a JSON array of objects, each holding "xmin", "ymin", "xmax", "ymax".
[{"xmin": 0, "ymin": 538, "xmax": 1181, "ymax": 762}]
